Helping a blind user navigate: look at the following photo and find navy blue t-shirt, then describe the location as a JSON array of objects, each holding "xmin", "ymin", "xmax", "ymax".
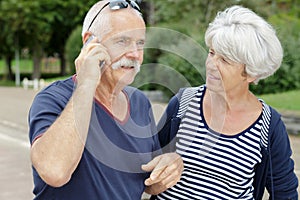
[{"xmin": 29, "ymin": 76, "xmax": 161, "ymax": 200}]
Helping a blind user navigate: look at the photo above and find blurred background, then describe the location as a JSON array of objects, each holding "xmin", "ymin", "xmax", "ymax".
[
  {"xmin": 0, "ymin": 0, "xmax": 299, "ymax": 97},
  {"xmin": 0, "ymin": 0, "xmax": 299, "ymax": 199}
]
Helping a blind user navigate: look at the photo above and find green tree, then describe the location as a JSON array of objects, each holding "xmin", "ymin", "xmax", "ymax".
[
  {"xmin": 0, "ymin": 0, "xmax": 54, "ymax": 79},
  {"xmin": 0, "ymin": 16, "xmax": 14, "ymax": 80},
  {"xmin": 143, "ymin": 0, "xmax": 300, "ymax": 95},
  {"xmin": 44, "ymin": 0, "xmax": 96, "ymax": 76},
  {"xmin": 252, "ymin": 0, "xmax": 300, "ymax": 94},
  {"xmin": 0, "ymin": 0, "xmax": 95, "ymax": 79},
  {"xmin": 65, "ymin": 26, "xmax": 83, "ymax": 74}
]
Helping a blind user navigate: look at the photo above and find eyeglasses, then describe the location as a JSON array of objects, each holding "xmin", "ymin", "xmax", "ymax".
[{"xmin": 87, "ymin": 0, "xmax": 141, "ymax": 31}]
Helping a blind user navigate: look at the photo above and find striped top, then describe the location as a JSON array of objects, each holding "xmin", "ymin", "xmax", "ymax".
[{"xmin": 157, "ymin": 85, "xmax": 271, "ymax": 200}]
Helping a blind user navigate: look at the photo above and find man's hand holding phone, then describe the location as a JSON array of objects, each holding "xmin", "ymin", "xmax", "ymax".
[{"xmin": 75, "ymin": 34, "xmax": 111, "ymax": 87}]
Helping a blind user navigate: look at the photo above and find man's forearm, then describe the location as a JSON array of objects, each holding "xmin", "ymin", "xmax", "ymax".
[{"xmin": 30, "ymin": 81, "xmax": 97, "ymax": 187}]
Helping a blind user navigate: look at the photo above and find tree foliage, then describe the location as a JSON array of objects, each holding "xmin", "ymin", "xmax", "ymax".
[
  {"xmin": 252, "ymin": 7, "xmax": 300, "ymax": 94},
  {"xmin": 43, "ymin": 0, "xmax": 96, "ymax": 76},
  {"xmin": 0, "ymin": 0, "xmax": 95, "ymax": 79},
  {"xmin": 143, "ymin": 0, "xmax": 300, "ymax": 95},
  {"xmin": 0, "ymin": 0, "xmax": 299, "ymax": 95},
  {"xmin": 65, "ymin": 26, "xmax": 83, "ymax": 74}
]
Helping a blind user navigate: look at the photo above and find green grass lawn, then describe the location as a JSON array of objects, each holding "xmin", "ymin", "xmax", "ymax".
[
  {"xmin": 258, "ymin": 90, "xmax": 300, "ymax": 116},
  {"xmin": 0, "ymin": 59, "xmax": 33, "ymax": 74},
  {"xmin": 0, "ymin": 58, "xmax": 61, "ymax": 75}
]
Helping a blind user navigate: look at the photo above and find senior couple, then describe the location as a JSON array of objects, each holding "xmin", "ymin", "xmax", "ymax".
[{"xmin": 28, "ymin": 0, "xmax": 298, "ymax": 199}]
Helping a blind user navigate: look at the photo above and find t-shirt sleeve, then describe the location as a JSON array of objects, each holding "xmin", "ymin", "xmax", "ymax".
[{"xmin": 28, "ymin": 86, "xmax": 71, "ymax": 145}]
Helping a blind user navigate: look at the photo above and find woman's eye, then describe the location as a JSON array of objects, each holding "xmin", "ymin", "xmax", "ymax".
[{"xmin": 222, "ymin": 58, "xmax": 232, "ymax": 64}]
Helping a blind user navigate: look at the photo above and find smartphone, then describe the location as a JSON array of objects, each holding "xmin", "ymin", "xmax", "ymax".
[
  {"xmin": 82, "ymin": 35, "xmax": 105, "ymax": 69},
  {"xmin": 82, "ymin": 35, "xmax": 95, "ymax": 49}
]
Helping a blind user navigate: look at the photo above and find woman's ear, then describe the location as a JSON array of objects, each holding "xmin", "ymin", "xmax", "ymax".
[{"xmin": 246, "ymin": 75, "xmax": 257, "ymax": 83}]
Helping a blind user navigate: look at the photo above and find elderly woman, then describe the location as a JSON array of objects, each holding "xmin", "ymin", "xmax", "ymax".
[{"xmin": 154, "ymin": 5, "xmax": 298, "ymax": 200}]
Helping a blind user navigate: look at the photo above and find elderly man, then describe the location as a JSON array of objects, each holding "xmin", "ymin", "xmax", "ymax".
[{"xmin": 28, "ymin": 0, "xmax": 183, "ymax": 199}]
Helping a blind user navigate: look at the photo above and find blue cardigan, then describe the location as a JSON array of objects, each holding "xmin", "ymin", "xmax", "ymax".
[{"xmin": 156, "ymin": 93, "xmax": 298, "ymax": 200}]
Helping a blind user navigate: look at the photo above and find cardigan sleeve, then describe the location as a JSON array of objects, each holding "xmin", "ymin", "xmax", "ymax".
[
  {"xmin": 157, "ymin": 94, "xmax": 180, "ymax": 153},
  {"xmin": 266, "ymin": 108, "xmax": 298, "ymax": 200}
]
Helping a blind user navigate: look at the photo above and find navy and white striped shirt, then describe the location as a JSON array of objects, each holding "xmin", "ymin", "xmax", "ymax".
[{"xmin": 157, "ymin": 86, "xmax": 271, "ymax": 200}]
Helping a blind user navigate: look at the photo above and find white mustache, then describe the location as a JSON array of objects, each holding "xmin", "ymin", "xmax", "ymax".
[{"xmin": 111, "ymin": 58, "xmax": 140, "ymax": 73}]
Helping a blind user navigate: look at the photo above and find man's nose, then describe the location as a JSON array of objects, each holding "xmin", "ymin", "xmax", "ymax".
[{"xmin": 125, "ymin": 43, "xmax": 141, "ymax": 59}]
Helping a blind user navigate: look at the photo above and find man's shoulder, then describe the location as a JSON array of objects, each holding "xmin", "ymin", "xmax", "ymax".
[
  {"xmin": 34, "ymin": 76, "xmax": 74, "ymax": 105},
  {"xmin": 39, "ymin": 76, "xmax": 74, "ymax": 95}
]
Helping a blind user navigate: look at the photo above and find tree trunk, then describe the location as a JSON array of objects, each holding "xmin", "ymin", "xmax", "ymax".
[
  {"xmin": 2, "ymin": 55, "xmax": 13, "ymax": 81},
  {"xmin": 32, "ymin": 43, "xmax": 43, "ymax": 79},
  {"xmin": 141, "ymin": 1, "xmax": 155, "ymax": 25},
  {"xmin": 59, "ymin": 52, "xmax": 66, "ymax": 76}
]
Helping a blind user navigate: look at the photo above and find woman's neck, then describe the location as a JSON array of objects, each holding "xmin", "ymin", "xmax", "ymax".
[
  {"xmin": 204, "ymin": 88, "xmax": 262, "ymax": 135},
  {"xmin": 206, "ymin": 86, "xmax": 255, "ymax": 112}
]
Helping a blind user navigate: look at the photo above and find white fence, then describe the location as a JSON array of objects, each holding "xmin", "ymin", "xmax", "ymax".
[{"xmin": 22, "ymin": 78, "xmax": 45, "ymax": 90}]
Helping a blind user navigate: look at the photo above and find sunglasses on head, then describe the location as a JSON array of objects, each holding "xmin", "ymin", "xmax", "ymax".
[{"xmin": 87, "ymin": 0, "xmax": 141, "ymax": 31}]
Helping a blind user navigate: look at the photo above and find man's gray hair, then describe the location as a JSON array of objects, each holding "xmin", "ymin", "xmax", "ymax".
[
  {"xmin": 82, "ymin": 1, "xmax": 143, "ymax": 40},
  {"xmin": 82, "ymin": 1, "xmax": 111, "ymax": 39}
]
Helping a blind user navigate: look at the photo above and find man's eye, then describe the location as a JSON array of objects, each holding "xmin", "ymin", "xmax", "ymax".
[
  {"xmin": 137, "ymin": 40, "xmax": 145, "ymax": 48},
  {"xmin": 117, "ymin": 39, "xmax": 127, "ymax": 45}
]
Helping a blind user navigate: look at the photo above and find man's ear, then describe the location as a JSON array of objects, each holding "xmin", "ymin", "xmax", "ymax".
[{"xmin": 82, "ymin": 32, "xmax": 93, "ymax": 44}]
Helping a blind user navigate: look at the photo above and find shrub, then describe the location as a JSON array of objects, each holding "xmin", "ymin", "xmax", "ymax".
[{"xmin": 65, "ymin": 26, "xmax": 82, "ymax": 74}]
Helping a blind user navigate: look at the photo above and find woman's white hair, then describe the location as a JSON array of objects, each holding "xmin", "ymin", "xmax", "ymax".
[
  {"xmin": 205, "ymin": 5, "xmax": 283, "ymax": 83},
  {"xmin": 82, "ymin": 1, "xmax": 143, "ymax": 40}
]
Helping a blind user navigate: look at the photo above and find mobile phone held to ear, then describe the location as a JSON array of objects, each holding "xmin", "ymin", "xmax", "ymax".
[
  {"xmin": 82, "ymin": 35, "xmax": 95, "ymax": 49},
  {"xmin": 82, "ymin": 35, "xmax": 105, "ymax": 69}
]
